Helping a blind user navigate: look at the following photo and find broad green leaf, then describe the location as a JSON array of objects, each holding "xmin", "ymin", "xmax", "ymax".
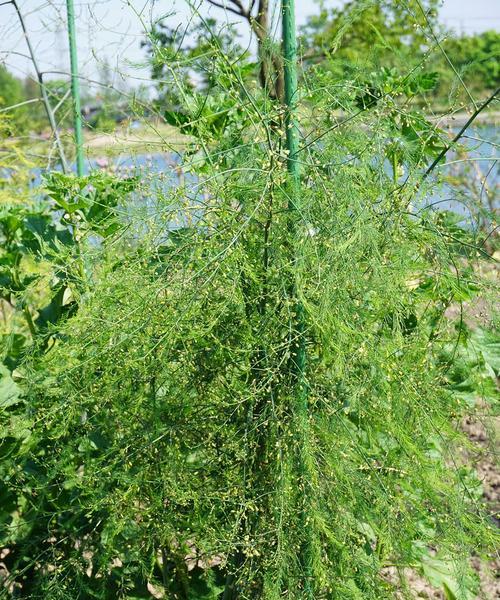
[
  {"xmin": 0, "ymin": 364, "xmax": 21, "ymax": 408},
  {"xmin": 420, "ymin": 553, "xmax": 476, "ymax": 600},
  {"xmin": 469, "ymin": 327, "xmax": 500, "ymax": 373},
  {"xmin": 406, "ymin": 72, "xmax": 439, "ymax": 94}
]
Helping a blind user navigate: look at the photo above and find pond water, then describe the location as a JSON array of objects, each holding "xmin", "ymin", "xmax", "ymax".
[
  {"xmin": 29, "ymin": 123, "xmax": 498, "ymax": 230},
  {"xmin": 423, "ymin": 124, "xmax": 498, "ymax": 223}
]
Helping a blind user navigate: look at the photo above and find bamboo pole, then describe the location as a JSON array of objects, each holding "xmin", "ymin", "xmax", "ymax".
[{"xmin": 66, "ymin": 0, "xmax": 84, "ymax": 176}]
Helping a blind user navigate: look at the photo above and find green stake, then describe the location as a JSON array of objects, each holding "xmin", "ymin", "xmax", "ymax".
[
  {"xmin": 282, "ymin": 1, "xmax": 313, "ymax": 597},
  {"xmin": 66, "ymin": 0, "xmax": 84, "ymax": 176},
  {"xmin": 282, "ymin": 0, "xmax": 304, "ymax": 370},
  {"xmin": 282, "ymin": 0, "xmax": 300, "ymax": 190}
]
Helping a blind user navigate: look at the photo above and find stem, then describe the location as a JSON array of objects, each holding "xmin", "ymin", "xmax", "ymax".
[
  {"xmin": 424, "ymin": 86, "xmax": 500, "ymax": 180},
  {"xmin": 392, "ymin": 152, "xmax": 398, "ymax": 184},
  {"xmin": 66, "ymin": 0, "xmax": 85, "ymax": 176},
  {"xmin": 23, "ymin": 306, "xmax": 37, "ymax": 338}
]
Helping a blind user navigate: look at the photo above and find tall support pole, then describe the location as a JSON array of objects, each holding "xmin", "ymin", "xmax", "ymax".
[
  {"xmin": 282, "ymin": 0, "xmax": 300, "ymax": 190},
  {"xmin": 282, "ymin": 0, "xmax": 304, "ymax": 378},
  {"xmin": 282, "ymin": 1, "xmax": 313, "ymax": 597},
  {"xmin": 66, "ymin": 0, "xmax": 84, "ymax": 176}
]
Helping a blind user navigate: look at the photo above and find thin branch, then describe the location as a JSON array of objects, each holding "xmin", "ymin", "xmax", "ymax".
[
  {"xmin": 227, "ymin": 0, "xmax": 251, "ymax": 18},
  {"xmin": 205, "ymin": 0, "xmax": 250, "ymax": 19},
  {"xmin": 229, "ymin": 0, "xmax": 251, "ymax": 16},
  {"xmin": 0, "ymin": 97, "xmax": 41, "ymax": 112},
  {"xmin": 53, "ymin": 88, "xmax": 72, "ymax": 115},
  {"xmin": 424, "ymin": 87, "xmax": 500, "ymax": 179}
]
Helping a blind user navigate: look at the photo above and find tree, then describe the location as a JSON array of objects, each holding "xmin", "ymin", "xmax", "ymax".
[
  {"xmin": 0, "ymin": 65, "xmax": 24, "ymax": 108},
  {"xmin": 144, "ymin": 1, "xmax": 283, "ymax": 101},
  {"xmin": 205, "ymin": 0, "xmax": 284, "ymax": 99},
  {"xmin": 0, "ymin": 65, "xmax": 27, "ymax": 133},
  {"xmin": 300, "ymin": 1, "xmax": 499, "ymax": 106},
  {"xmin": 300, "ymin": 0, "xmax": 441, "ymax": 76},
  {"xmin": 437, "ymin": 30, "xmax": 500, "ymax": 96},
  {"xmin": 143, "ymin": 15, "xmax": 251, "ymax": 111}
]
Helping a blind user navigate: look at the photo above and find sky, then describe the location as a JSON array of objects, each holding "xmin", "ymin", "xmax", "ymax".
[{"xmin": 0, "ymin": 0, "xmax": 498, "ymax": 90}]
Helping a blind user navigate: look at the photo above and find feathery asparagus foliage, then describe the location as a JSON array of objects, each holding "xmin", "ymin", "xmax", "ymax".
[{"xmin": 0, "ymin": 6, "xmax": 498, "ymax": 600}]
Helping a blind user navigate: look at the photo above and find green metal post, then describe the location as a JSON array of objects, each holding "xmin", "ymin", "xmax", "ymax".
[
  {"xmin": 66, "ymin": 0, "xmax": 84, "ymax": 176},
  {"xmin": 282, "ymin": 0, "xmax": 300, "ymax": 190},
  {"xmin": 282, "ymin": 1, "xmax": 313, "ymax": 597},
  {"xmin": 282, "ymin": 0, "xmax": 305, "ymax": 375}
]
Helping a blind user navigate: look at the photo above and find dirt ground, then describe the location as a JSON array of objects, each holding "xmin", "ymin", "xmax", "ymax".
[
  {"xmin": 462, "ymin": 413, "xmax": 499, "ymax": 600},
  {"xmin": 383, "ymin": 410, "xmax": 499, "ymax": 598}
]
